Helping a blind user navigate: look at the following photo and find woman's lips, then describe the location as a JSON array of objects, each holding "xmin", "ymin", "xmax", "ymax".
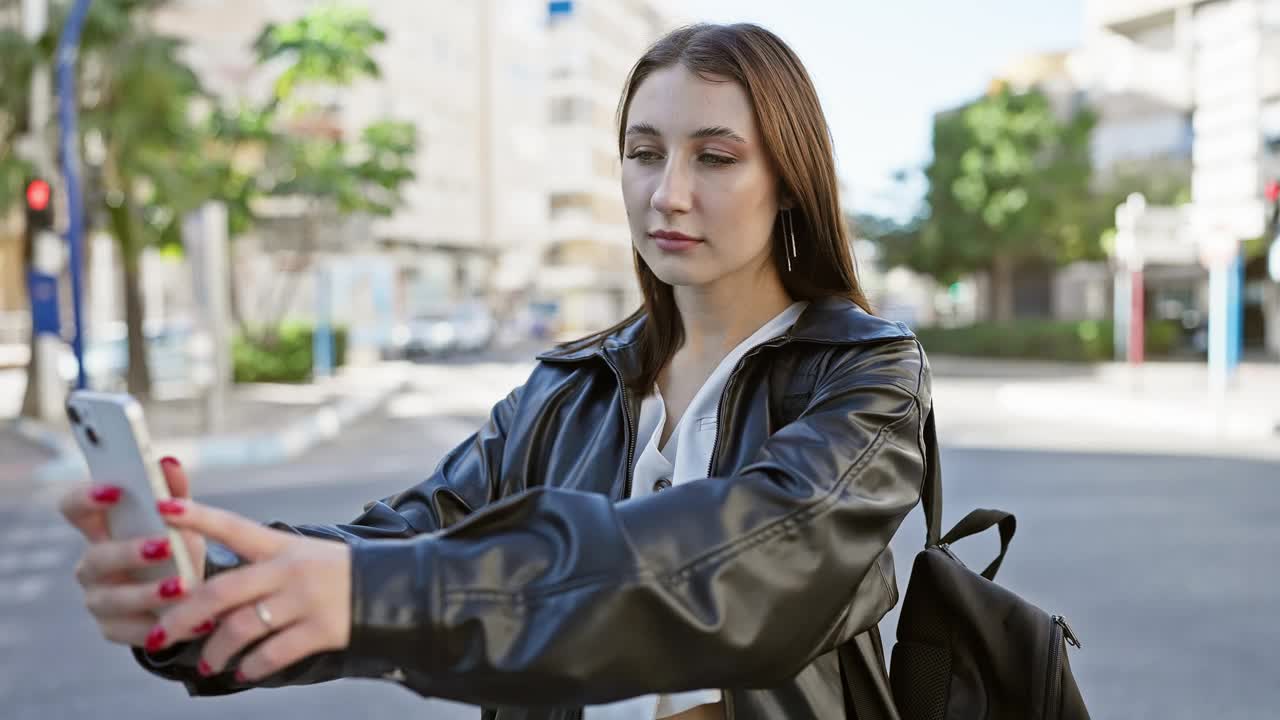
[{"xmin": 650, "ymin": 230, "xmax": 703, "ymax": 252}]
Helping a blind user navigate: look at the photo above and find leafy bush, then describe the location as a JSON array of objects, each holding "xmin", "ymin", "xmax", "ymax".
[
  {"xmin": 912, "ymin": 319, "xmax": 1180, "ymax": 362},
  {"xmin": 233, "ymin": 323, "xmax": 348, "ymax": 383}
]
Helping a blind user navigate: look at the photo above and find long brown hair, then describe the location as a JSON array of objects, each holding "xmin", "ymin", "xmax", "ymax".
[{"xmin": 558, "ymin": 23, "xmax": 872, "ymax": 391}]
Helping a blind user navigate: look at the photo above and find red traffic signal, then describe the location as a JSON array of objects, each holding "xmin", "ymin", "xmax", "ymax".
[
  {"xmin": 26, "ymin": 178, "xmax": 51, "ymax": 212},
  {"xmin": 1267, "ymin": 179, "xmax": 1280, "ymax": 204}
]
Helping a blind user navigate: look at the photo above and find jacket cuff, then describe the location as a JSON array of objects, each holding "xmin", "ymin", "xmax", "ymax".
[
  {"xmin": 346, "ymin": 536, "xmax": 438, "ymax": 671},
  {"xmin": 132, "ymin": 645, "xmax": 245, "ymax": 696}
]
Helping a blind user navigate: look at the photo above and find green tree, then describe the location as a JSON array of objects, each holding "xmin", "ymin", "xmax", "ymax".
[
  {"xmin": 1, "ymin": 0, "xmax": 215, "ymax": 403},
  {"xmin": 878, "ymin": 87, "xmax": 1097, "ymax": 322},
  {"xmin": 0, "ymin": 16, "xmax": 41, "ymax": 418},
  {"xmin": 205, "ymin": 5, "xmax": 416, "ymax": 343}
]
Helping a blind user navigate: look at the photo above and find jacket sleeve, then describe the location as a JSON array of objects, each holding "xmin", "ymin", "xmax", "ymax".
[
  {"xmin": 344, "ymin": 339, "xmax": 931, "ymax": 708},
  {"xmin": 132, "ymin": 382, "xmax": 527, "ymax": 694}
]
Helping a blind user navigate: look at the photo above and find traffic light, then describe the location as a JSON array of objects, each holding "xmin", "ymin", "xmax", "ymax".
[
  {"xmin": 24, "ymin": 176, "xmax": 54, "ymax": 229},
  {"xmin": 24, "ymin": 177, "xmax": 54, "ymax": 232}
]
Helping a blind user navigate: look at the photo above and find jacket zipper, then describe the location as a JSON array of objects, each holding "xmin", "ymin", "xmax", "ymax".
[
  {"xmin": 706, "ymin": 341, "xmax": 787, "ymax": 720},
  {"xmin": 602, "ymin": 354, "xmax": 637, "ymax": 500},
  {"xmin": 705, "ymin": 337, "xmax": 792, "ymax": 477}
]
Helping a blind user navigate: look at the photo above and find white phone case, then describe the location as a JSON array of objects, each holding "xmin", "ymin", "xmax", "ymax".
[{"xmin": 66, "ymin": 390, "xmax": 197, "ymax": 586}]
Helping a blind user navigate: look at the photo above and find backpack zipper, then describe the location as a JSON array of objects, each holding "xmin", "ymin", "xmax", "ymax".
[
  {"xmin": 1053, "ymin": 614, "xmax": 1082, "ymax": 648},
  {"xmin": 1044, "ymin": 619, "xmax": 1064, "ymax": 720}
]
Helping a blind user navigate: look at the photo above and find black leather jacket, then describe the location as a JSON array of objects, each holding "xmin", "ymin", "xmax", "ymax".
[{"xmin": 138, "ymin": 297, "xmax": 933, "ymax": 719}]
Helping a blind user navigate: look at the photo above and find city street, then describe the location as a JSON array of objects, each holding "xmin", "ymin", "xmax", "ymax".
[{"xmin": 1, "ymin": 361, "xmax": 1278, "ymax": 719}]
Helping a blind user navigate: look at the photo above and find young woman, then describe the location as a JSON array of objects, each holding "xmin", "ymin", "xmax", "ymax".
[{"xmin": 61, "ymin": 23, "xmax": 933, "ymax": 720}]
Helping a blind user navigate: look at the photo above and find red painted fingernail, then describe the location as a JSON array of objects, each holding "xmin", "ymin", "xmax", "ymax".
[
  {"xmin": 197, "ymin": 659, "xmax": 213, "ymax": 677},
  {"xmin": 235, "ymin": 670, "xmax": 248, "ymax": 683},
  {"xmin": 141, "ymin": 539, "xmax": 170, "ymax": 561},
  {"xmin": 156, "ymin": 499, "xmax": 186, "ymax": 516},
  {"xmin": 157, "ymin": 577, "xmax": 183, "ymax": 599},
  {"xmin": 193, "ymin": 619, "xmax": 216, "ymax": 635},
  {"xmin": 159, "ymin": 456, "xmax": 181, "ymax": 470},
  {"xmin": 90, "ymin": 485, "xmax": 122, "ymax": 503},
  {"xmin": 145, "ymin": 626, "xmax": 166, "ymax": 653}
]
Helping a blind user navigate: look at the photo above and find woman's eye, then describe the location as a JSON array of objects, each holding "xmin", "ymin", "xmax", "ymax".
[
  {"xmin": 626, "ymin": 150, "xmax": 662, "ymax": 163},
  {"xmin": 699, "ymin": 153, "xmax": 736, "ymax": 166}
]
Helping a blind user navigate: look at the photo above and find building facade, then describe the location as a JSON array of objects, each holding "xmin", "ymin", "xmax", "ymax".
[
  {"xmin": 538, "ymin": 0, "xmax": 674, "ymax": 336},
  {"xmin": 150, "ymin": 0, "xmax": 552, "ymax": 350},
  {"xmin": 1073, "ymin": 0, "xmax": 1280, "ymax": 357}
]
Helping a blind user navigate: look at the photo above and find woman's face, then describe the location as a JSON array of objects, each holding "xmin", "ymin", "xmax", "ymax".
[{"xmin": 621, "ymin": 65, "xmax": 784, "ymax": 290}]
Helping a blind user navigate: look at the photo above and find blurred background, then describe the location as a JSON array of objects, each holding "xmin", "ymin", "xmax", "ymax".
[{"xmin": 1, "ymin": 1, "xmax": 1279, "ymax": 718}]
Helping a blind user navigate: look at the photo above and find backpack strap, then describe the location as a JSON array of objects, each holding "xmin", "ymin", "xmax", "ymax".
[
  {"xmin": 921, "ymin": 404, "xmax": 942, "ymax": 548},
  {"xmin": 939, "ymin": 509, "xmax": 1016, "ymax": 581},
  {"xmin": 839, "ymin": 403, "xmax": 941, "ymax": 718}
]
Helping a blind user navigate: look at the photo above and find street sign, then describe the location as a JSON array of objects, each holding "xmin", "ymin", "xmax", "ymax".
[
  {"xmin": 26, "ymin": 271, "xmax": 60, "ymax": 336},
  {"xmin": 1198, "ymin": 226, "xmax": 1241, "ymax": 269}
]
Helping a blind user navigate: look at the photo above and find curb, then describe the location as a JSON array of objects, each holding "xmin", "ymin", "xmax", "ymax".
[
  {"xmin": 13, "ymin": 417, "xmax": 84, "ymax": 484},
  {"xmin": 993, "ymin": 381, "xmax": 1280, "ymax": 440},
  {"xmin": 27, "ymin": 376, "xmax": 411, "ymax": 484}
]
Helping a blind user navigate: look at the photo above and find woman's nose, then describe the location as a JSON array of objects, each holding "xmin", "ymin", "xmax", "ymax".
[{"xmin": 651, "ymin": 163, "xmax": 692, "ymax": 215}]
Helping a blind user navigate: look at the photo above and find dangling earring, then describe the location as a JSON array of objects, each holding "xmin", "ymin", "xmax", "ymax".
[{"xmin": 783, "ymin": 209, "xmax": 799, "ymax": 272}]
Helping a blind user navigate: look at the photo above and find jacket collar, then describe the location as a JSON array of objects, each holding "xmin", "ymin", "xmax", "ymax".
[{"xmin": 536, "ymin": 297, "xmax": 914, "ymax": 375}]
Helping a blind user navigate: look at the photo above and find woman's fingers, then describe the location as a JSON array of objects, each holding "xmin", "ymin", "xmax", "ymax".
[
  {"xmin": 97, "ymin": 614, "xmax": 159, "ymax": 648},
  {"xmin": 197, "ymin": 591, "xmax": 305, "ymax": 675},
  {"xmin": 75, "ymin": 536, "xmax": 180, "ymax": 586},
  {"xmin": 152, "ymin": 558, "xmax": 283, "ymax": 651},
  {"xmin": 84, "ymin": 574, "xmax": 190, "ymax": 619},
  {"xmin": 233, "ymin": 619, "xmax": 329, "ymax": 683},
  {"xmin": 155, "ymin": 499, "xmax": 285, "ymax": 562},
  {"xmin": 158, "ymin": 456, "xmax": 190, "ymax": 499},
  {"xmin": 58, "ymin": 483, "xmax": 122, "ymax": 542}
]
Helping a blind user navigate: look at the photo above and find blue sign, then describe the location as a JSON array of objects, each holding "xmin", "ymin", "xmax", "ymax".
[
  {"xmin": 27, "ymin": 271, "xmax": 60, "ymax": 336},
  {"xmin": 549, "ymin": 1, "xmax": 573, "ymax": 18}
]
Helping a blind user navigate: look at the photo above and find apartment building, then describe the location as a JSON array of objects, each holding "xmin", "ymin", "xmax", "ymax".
[
  {"xmin": 150, "ymin": 0, "xmax": 550, "ymax": 347},
  {"xmin": 539, "ymin": 0, "xmax": 674, "ymax": 336},
  {"xmin": 1072, "ymin": 0, "xmax": 1280, "ymax": 356}
]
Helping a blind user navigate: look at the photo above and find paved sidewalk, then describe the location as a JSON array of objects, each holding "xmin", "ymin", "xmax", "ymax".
[
  {"xmin": 930, "ymin": 355, "xmax": 1280, "ymax": 460},
  {"xmin": 0, "ymin": 362, "xmax": 411, "ymax": 493}
]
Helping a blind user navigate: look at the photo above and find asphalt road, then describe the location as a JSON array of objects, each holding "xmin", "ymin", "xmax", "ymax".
[{"xmin": 2, "ymin": 375, "xmax": 1277, "ymax": 719}]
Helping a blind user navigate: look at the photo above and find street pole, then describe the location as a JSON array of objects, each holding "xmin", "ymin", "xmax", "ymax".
[
  {"xmin": 1128, "ymin": 269, "xmax": 1145, "ymax": 366},
  {"xmin": 182, "ymin": 203, "xmax": 231, "ymax": 432},
  {"xmin": 313, "ymin": 260, "xmax": 333, "ymax": 380},
  {"xmin": 1206, "ymin": 242, "xmax": 1243, "ymax": 394},
  {"xmin": 57, "ymin": 0, "xmax": 93, "ymax": 391}
]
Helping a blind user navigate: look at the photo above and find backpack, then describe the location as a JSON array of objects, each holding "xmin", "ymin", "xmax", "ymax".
[{"xmin": 840, "ymin": 408, "xmax": 1091, "ymax": 720}]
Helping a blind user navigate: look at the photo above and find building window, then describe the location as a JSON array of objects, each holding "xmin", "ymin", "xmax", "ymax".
[
  {"xmin": 550, "ymin": 96, "xmax": 588, "ymax": 125},
  {"xmin": 548, "ymin": 1, "xmax": 574, "ymax": 19},
  {"xmin": 551, "ymin": 192, "xmax": 592, "ymax": 215}
]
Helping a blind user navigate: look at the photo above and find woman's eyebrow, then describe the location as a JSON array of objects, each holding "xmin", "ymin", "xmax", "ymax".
[
  {"xmin": 690, "ymin": 125, "xmax": 747, "ymax": 144},
  {"xmin": 625, "ymin": 123, "xmax": 747, "ymax": 145}
]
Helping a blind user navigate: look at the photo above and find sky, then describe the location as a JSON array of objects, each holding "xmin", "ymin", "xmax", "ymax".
[{"xmin": 677, "ymin": 1, "xmax": 1085, "ymax": 218}]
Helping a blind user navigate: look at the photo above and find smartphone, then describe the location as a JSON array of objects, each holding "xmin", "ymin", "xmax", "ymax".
[{"xmin": 66, "ymin": 390, "xmax": 197, "ymax": 586}]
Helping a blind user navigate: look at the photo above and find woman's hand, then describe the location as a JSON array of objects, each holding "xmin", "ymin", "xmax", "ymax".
[
  {"xmin": 144, "ymin": 498, "xmax": 352, "ymax": 682},
  {"xmin": 60, "ymin": 457, "xmax": 206, "ymax": 648}
]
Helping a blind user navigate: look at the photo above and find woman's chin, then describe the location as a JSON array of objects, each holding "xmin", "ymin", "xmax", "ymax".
[{"xmin": 649, "ymin": 265, "xmax": 710, "ymax": 288}]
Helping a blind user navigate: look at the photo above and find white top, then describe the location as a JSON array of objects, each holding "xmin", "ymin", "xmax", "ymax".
[{"xmin": 584, "ymin": 301, "xmax": 809, "ymax": 720}]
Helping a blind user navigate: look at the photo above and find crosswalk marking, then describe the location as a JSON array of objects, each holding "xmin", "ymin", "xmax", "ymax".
[
  {"xmin": 1, "ymin": 522, "xmax": 77, "ymax": 546},
  {"xmin": 0, "ymin": 547, "xmax": 65, "ymax": 574},
  {"xmin": 0, "ymin": 576, "xmax": 51, "ymax": 606}
]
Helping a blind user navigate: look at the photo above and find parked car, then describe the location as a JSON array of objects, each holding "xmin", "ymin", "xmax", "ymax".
[
  {"xmin": 391, "ymin": 302, "xmax": 496, "ymax": 360},
  {"xmin": 58, "ymin": 321, "xmax": 198, "ymax": 392}
]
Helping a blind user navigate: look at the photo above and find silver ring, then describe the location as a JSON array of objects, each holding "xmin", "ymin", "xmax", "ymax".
[{"xmin": 254, "ymin": 600, "xmax": 274, "ymax": 629}]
